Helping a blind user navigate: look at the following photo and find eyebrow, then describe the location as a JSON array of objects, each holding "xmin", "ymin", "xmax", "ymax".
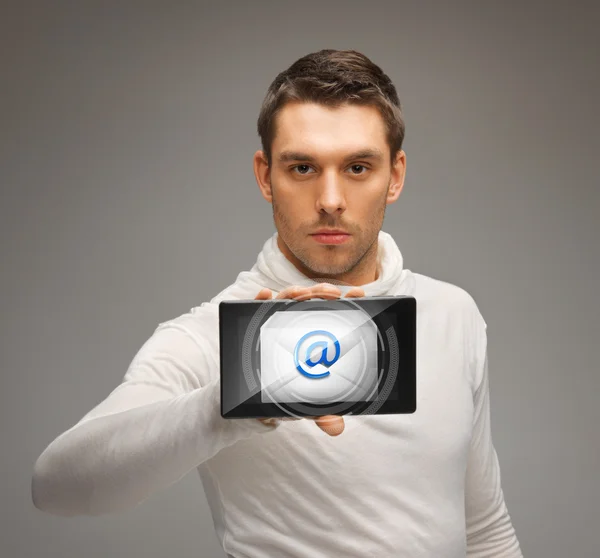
[{"xmin": 278, "ymin": 148, "xmax": 384, "ymax": 164}]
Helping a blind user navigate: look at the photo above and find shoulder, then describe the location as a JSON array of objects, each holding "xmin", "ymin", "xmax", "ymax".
[
  {"xmin": 412, "ymin": 271, "xmax": 485, "ymax": 324},
  {"xmin": 123, "ymin": 307, "xmax": 220, "ymax": 391},
  {"xmin": 412, "ymin": 272, "xmax": 488, "ymax": 380},
  {"xmin": 127, "ymin": 274, "xmax": 263, "ymax": 389},
  {"xmin": 149, "ymin": 274, "xmax": 258, "ymax": 355}
]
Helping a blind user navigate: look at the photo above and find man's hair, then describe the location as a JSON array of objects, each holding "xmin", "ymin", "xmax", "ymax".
[{"xmin": 257, "ymin": 49, "xmax": 405, "ymax": 168}]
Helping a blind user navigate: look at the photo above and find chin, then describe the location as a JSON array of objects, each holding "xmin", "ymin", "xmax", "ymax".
[{"xmin": 302, "ymin": 258, "xmax": 354, "ymax": 278}]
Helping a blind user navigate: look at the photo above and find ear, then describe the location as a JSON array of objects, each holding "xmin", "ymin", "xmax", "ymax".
[
  {"xmin": 386, "ymin": 149, "xmax": 406, "ymax": 205},
  {"xmin": 253, "ymin": 150, "xmax": 273, "ymax": 203}
]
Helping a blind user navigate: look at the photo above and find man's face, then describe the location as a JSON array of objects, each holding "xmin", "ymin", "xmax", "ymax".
[{"xmin": 254, "ymin": 101, "xmax": 405, "ymax": 283}]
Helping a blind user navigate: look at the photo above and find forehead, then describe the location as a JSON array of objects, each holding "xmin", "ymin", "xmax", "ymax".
[{"xmin": 273, "ymin": 101, "xmax": 388, "ymax": 156}]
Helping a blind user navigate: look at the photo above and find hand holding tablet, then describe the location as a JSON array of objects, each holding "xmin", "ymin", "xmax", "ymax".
[{"xmin": 219, "ymin": 285, "xmax": 416, "ymax": 432}]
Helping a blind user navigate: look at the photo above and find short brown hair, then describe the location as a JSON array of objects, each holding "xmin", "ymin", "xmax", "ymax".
[{"xmin": 257, "ymin": 49, "xmax": 405, "ymax": 168}]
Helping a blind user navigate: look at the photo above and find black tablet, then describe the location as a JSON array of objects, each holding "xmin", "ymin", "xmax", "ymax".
[{"xmin": 219, "ymin": 295, "xmax": 416, "ymax": 419}]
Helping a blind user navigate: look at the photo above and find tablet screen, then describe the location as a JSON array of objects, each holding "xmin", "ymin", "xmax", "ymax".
[{"xmin": 259, "ymin": 309, "xmax": 379, "ymax": 404}]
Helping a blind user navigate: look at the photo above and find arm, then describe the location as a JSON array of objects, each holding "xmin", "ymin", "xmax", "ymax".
[
  {"xmin": 31, "ymin": 314, "xmax": 279, "ymax": 517},
  {"xmin": 465, "ymin": 321, "xmax": 523, "ymax": 557}
]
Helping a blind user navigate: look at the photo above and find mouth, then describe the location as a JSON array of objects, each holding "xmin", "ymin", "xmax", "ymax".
[
  {"xmin": 312, "ymin": 228, "xmax": 349, "ymax": 235},
  {"xmin": 310, "ymin": 230, "xmax": 351, "ymax": 245}
]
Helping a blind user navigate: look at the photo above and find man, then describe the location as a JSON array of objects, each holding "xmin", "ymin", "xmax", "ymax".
[{"xmin": 32, "ymin": 49, "xmax": 523, "ymax": 557}]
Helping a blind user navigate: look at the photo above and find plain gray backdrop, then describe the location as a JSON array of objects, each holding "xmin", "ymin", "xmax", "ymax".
[{"xmin": 2, "ymin": 1, "xmax": 598, "ymax": 557}]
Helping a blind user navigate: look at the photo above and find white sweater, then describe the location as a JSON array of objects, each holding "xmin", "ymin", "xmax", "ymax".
[{"xmin": 31, "ymin": 230, "xmax": 523, "ymax": 558}]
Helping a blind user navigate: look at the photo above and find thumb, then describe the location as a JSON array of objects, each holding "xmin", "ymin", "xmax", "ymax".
[{"xmin": 310, "ymin": 415, "xmax": 345, "ymax": 436}]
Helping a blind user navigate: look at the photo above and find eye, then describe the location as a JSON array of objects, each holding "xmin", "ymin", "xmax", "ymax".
[
  {"xmin": 349, "ymin": 164, "xmax": 368, "ymax": 175},
  {"xmin": 291, "ymin": 164, "xmax": 314, "ymax": 175}
]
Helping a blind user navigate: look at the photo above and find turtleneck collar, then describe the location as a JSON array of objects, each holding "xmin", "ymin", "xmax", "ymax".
[{"xmin": 251, "ymin": 230, "xmax": 416, "ymax": 297}]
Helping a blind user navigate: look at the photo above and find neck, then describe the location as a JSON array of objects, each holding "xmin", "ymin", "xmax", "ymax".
[{"xmin": 277, "ymin": 235, "xmax": 380, "ymax": 287}]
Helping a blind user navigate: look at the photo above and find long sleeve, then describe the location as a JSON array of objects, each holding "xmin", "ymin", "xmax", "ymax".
[
  {"xmin": 31, "ymin": 314, "xmax": 279, "ymax": 517},
  {"xmin": 465, "ymin": 323, "xmax": 523, "ymax": 557}
]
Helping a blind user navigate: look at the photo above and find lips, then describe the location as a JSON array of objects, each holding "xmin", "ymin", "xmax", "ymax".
[
  {"xmin": 310, "ymin": 231, "xmax": 351, "ymax": 245},
  {"xmin": 311, "ymin": 229, "xmax": 349, "ymax": 235}
]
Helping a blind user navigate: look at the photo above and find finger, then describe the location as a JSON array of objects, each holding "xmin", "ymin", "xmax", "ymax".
[
  {"xmin": 308, "ymin": 283, "xmax": 342, "ymax": 299},
  {"xmin": 254, "ymin": 288, "xmax": 273, "ymax": 300},
  {"xmin": 257, "ymin": 417, "xmax": 279, "ymax": 426},
  {"xmin": 276, "ymin": 286, "xmax": 312, "ymax": 300},
  {"xmin": 344, "ymin": 286, "xmax": 365, "ymax": 298},
  {"xmin": 275, "ymin": 283, "xmax": 342, "ymax": 301},
  {"xmin": 309, "ymin": 415, "xmax": 345, "ymax": 437}
]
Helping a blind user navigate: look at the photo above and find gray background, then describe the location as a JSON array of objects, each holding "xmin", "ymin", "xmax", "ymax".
[{"xmin": 1, "ymin": 1, "xmax": 598, "ymax": 557}]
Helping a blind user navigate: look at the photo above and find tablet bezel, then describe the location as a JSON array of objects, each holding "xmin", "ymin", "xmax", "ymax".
[{"xmin": 219, "ymin": 295, "xmax": 416, "ymax": 419}]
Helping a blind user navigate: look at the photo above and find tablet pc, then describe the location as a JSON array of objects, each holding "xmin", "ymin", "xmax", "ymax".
[{"xmin": 219, "ymin": 295, "xmax": 416, "ymax": 419}]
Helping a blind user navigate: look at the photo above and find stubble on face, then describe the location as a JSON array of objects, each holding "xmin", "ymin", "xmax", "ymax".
[{"xmin": 271, "ymin": 184, "xmax": 388, "ymax": 282}]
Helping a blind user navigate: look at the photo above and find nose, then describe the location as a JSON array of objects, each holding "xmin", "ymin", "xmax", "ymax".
[{"xmin": 315, "ymin": 170, "xmax": 346, "ymax": 215}]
